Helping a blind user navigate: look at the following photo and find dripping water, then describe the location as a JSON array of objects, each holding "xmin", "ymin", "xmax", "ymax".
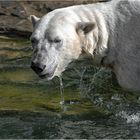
[
  {"xmin": 59, "ymin": 75, "xmax": 81, "ymax": 112},
  {"xmin": 59, "ymin": 76, "xmax": 65, "ymax": 105},
  {"xmin": 79, "ymin": 67, "xmax": 87, "ymax": 95},
  {"xmin": 59, "ymin": 76, "xmax": 69, "ymax": 112}
]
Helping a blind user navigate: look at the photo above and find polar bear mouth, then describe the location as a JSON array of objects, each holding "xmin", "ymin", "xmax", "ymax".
[
  {"xmin": 39, "ymin": 73, "xmax": 54, "ymax": 80},
  {"xmin": 38, "ymin": 65, "xmax": 57, "ymax": 80}
]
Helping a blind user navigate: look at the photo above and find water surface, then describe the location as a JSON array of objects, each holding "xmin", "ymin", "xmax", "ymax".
[{"xmin": 0, "ymin": 36, "xmax": 140, "ymax": 139}]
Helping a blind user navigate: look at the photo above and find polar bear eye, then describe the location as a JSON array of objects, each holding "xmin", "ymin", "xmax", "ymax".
[
  {"xmin": 48, "ymin": 37, "xmax": 62, "ymax": 44},
  {"xmin": 54, "ymin": 38, "xmax": 62, "ymax": 43}
]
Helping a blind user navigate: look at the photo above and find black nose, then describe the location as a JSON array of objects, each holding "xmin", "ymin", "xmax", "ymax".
[{"xmin": 31, "ymin": 62, "xmax": 46, "ymax": 74}]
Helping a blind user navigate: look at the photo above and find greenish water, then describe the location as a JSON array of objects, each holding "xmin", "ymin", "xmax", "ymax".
[{"xmin": 0, "ymin": 36, "xmax": 140, "ymax": 139}]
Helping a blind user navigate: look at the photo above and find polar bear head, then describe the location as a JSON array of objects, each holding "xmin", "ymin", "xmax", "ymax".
[{"xmin": 30, "ymin": 10, "xmax": 97, "ymax": 80}]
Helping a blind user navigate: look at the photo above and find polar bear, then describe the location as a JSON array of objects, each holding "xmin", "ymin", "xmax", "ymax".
[{"xmin": 30, "ymin": 0, "xmax": 140, "ymax": 91}]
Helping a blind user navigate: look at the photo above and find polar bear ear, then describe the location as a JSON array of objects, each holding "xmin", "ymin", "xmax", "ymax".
[
  {"xmin": 76, "ymin": 22, "xmax": 96, "ymax": 34},
  {"xmin": 30, "ymin": 15, "xmax": 40, "ymax": 27}
]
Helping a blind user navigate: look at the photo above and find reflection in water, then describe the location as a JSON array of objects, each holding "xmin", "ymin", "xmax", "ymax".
[{"xmin": 0, "ymin": 37, "xmax": 140, "ymax": 139}]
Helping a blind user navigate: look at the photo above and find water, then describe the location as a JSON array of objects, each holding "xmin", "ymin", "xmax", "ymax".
[
  {"xmin": 0, "ymin": 36, "xmax": 140, "ymax": 139},
  {"xmin": 79, "ymin": 67, "xmax": 87, "ymax": 95},
  {"xmin": 0, "ymin": 111, "xmax": 140, "ymax": 139},
  {"xmin": 59, "ymin": 76, "xmax": 65, "ymax": 105},
  {"xmin": 59, "ymin": 76, "xmax": 83, "ymax": 112}
]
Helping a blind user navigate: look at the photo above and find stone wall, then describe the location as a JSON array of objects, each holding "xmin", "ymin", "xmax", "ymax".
[{"xmin": 0, "ymin": 0, "xmax": 108, "ymax": 38}]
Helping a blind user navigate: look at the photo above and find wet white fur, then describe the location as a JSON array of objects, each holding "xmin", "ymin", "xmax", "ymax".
[{"xmin": 31, "ymin": 0, "xmax": 140, "ymax": 91}]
